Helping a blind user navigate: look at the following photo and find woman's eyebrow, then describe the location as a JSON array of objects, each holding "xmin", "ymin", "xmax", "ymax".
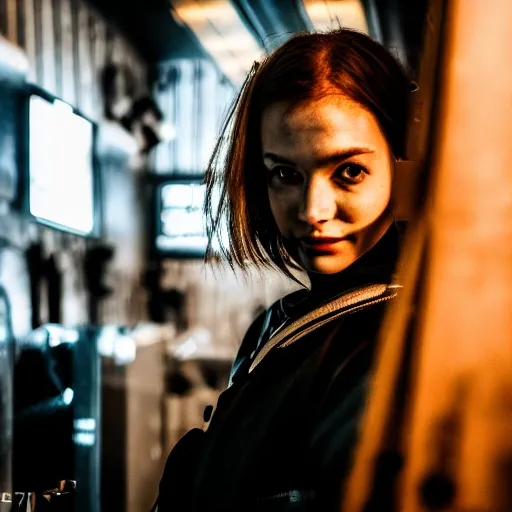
[
  {"xmin": 263, "ymin": 153, "xmax": 295, "ymax": 165},
  {"xmin": 263, "ymin": 147, "xmax": 375, "ymax": 167},
  {"xmin": 314, "ymin": 147, "xmax": 375, "ymax": 166}
]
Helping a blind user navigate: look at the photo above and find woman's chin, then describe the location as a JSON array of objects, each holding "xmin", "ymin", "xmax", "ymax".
[{"xmin": 301, "ymin": 253, "xmax": 356, "ymax": 275}]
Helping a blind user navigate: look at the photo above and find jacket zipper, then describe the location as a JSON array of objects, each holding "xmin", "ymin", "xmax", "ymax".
[{"xmin": 249, "ymin": 284, "xmax": 401, "ymax": 374}]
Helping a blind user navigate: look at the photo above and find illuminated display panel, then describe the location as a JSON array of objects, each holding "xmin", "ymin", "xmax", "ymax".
[
  {"xmin": 156, "ymin": 182, "xmax": 207, "ymax": 254},
  {"xmin": 29, "ymin": 94, "xmax": 96, "ymax": 236},
  {"xmin": 156, "ymin": 181, "xmax": 228, "ymax": 256}
]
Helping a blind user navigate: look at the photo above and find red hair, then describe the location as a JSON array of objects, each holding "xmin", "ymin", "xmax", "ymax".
[{"xmin": 204, "ymin": 29, "xmax": 410, "ymax": 280}]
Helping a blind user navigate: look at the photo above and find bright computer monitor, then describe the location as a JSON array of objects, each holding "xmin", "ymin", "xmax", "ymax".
[{"xmin": 28, "ymin": 93, "xmax": 96, "ymax": 236}]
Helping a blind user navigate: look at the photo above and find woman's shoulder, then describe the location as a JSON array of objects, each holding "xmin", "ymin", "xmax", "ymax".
[{"xmin": 229, "ymin": 289, "xmax": 309, "ymax": 385}]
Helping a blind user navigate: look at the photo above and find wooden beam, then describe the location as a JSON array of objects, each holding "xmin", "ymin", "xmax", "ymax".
[
  {"xmin": 402, "ymin": 0, "xmax": 512, "ymax": 509},
  {"xmin": 344, "ymin": 0, "xmax": 512, "ymax": 510}
]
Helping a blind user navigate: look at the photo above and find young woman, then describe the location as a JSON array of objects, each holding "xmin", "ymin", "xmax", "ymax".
[{"xmin": 155, "ymin": 28, "xmax": 411, "ymax": 512}]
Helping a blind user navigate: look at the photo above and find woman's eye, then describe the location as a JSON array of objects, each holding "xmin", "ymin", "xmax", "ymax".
[
  {"xmin": 269, "ymin": 166, "xmax": 302, "ymax": 185},
  {"xmin": 336, "ymin": 163, "xmax": 366, "ymax": 184}
]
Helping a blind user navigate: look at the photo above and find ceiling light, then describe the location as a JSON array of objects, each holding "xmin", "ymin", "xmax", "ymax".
[
  {"xmin": 169, "ymin": 0, "xmax": 263, "ymax": 86},
  {"xmin": 302, "ymin": 0, "xmax": 368, "ymax": 34}
]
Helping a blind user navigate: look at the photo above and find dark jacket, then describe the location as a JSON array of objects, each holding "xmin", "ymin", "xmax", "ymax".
[{"xmin": 156, "ymin": 225, "xmax": 402, "ymax": 512}]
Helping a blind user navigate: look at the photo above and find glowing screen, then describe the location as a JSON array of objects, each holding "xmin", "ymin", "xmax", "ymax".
[
  {"xmin": 29, "ymin": 95, "xmax": 95, "ymax": 235},
  {"xmin": 157, "ymin": 182, "xmax": 208, "ymax": 252}
]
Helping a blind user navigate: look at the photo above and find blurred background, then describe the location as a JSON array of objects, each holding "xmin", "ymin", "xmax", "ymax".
[{"xmin": 0, "ymin": 0, "xmax": 430, "ymax": 510}]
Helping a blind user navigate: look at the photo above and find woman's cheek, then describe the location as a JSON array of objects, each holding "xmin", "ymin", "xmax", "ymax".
[
  {"xmin": 269, "ymin": 190, "xmax": 299, "ymax": 237},
  {"xmin": 268, "ymin": 195, "xmax": 287, "ymax": 237},
  {"xmin": 352, "ymin": 182, "xmax": 392, "ymax": 224}
]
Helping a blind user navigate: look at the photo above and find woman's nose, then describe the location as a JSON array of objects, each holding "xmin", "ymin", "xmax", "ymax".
[{"xmin": 298, "ymin": 176, "xmax": 337, "ymax": 226}]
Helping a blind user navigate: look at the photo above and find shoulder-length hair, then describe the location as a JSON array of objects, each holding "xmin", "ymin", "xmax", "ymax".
[{"xmin": 204, "ymin": 29, "xmax": 411, "ymax": 281}]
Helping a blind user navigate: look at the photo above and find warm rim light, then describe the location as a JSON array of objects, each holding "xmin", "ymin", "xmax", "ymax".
[{"xmin": 302, "ymin": 0, "xmax": 368, "ymax": 33}]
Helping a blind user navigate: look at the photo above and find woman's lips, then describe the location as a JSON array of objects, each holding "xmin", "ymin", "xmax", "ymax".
[{"xmin": 299, "ymin": 236, "xmax": 350, "ymax": 253}]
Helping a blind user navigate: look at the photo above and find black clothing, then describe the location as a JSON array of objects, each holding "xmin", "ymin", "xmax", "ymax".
[{"xmin": 156, "ymin": 224, "xmax": 402, "ymax": 511}]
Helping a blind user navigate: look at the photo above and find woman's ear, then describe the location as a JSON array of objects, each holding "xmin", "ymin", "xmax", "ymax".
[{"xmin": 391, "ymin": 159, "xmax": 420, "ymax": 221}]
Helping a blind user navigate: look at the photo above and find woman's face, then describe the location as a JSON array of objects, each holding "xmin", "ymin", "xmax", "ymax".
[{"xmin": 261, "ymin": 95, "xmax": 394, "ymax": 275}]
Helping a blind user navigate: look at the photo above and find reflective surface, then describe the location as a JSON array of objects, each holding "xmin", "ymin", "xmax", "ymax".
[{"xmin": 13, "ymin": 325, "xmax": 101, "ymax": 512}]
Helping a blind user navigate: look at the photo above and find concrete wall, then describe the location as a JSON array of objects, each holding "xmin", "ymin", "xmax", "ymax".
[{"xmin": 0, "ymin": 0, "xmax": 150, "ymax": 336}]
